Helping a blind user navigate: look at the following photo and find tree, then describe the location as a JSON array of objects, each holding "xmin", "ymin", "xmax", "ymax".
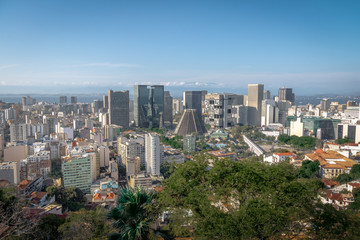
[
  {"xmin": 109, "ymin": 187, "xmax": 161, "ymax": 240},
  {"xmin": 59, "ymin": 207, "xmax": 113, "ymax": 240},
  {"xmin": 0, "ymin": 185, "xmax": 35, "ymax": 238},
  {"xmin": 348, "ymin": 188, "xmax": 360, "ymax": 211},
  {"xmin": 350, "ymin": 164, "xmax": 360, "ymax": 179},
  {"xmin": 28, "ymin": 214, "xmax": 65, "ymax": 240},
  {"xmin": 336, "ymin": 138, "xmax": 354, "ymax": 145},
  {"xmin": 46, "ymin": 186, "xmax": 86, "ymax": 212},
  {"xmin": 336, "ymin": 174, "xmax": 353, "ymax": 184},
  {"xmin": 158, "ymin": 153, "xmax": 324, "ymax": 239},
  {"xmin": 298, "ymin": 160, "xmax": 320, "ymax": 178},
  {"xmin": 160, "ymin": 162, "xmax": 175, "ymax": 179},
  {"xmin": 310, "ymin": 203, "xmax": 360, "ymax": 239}
]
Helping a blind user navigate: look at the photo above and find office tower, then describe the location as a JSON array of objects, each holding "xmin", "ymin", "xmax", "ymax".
[
  {"xmin": 164, "ymin": 91, "xmax": 173, "ymax": 125},
  {"xmin": 145, "ymin": 133, "xmax": 161, "ymax": 176},
  {"xmin": 103, "ymin": 95, "xmax": 109, "ymax": 111},
  {"xmin": 204, "ymin": 93, "xmax": 240, "ymax": 128},
  {"xmin": 261, "ymin": 99, "xmax": 279, "ymax": 126},
  {"xmin": 71, "ymin": 96, "xmax": 77, "ymax": 104},
  {"xmin": 247, "ymin": 84, "xmax": 264, "ymax": 126},
  {"xmin": 92, "ymin": 100, "xmax": 103, "ymax": 113},
  {"xmin": 62, "ymin": 155, "xmax": 92, "ymax": 193},
  {"xmin": 134, "ymin": 85, "xmax": 164, "ymax": 128},
  {"xmin": 320, "ymin": 98, "xmax": 331, "ymax": 111},
  {"xmin": 0, "ymin": 162, "xmax": 20, "ymax": 184},
  {"xmin": 183, "ymin": 91, "xmax": 203, "ymax": 120},
  {"xmin": 10, "ymin": 123, "xmax": 32, "ymax": 142},
  {"xmin": 175, "ymin": 109, "xmax": 207, "ymax": 136},
  {"xmin": 201, "ymin": 90, "xmax": 208, "ymax": 102},
  {"xmin": 98, "ymin": 146, "xmax": 110, "ymax": 167},
  {"xmin": 59, "ymin": 96, "xmax": 67, "ymax": 104},
  {"xmin": 118, "ymin": 136, "xmax": 145, "ymax": 166},
  {"xmin": 5, "ymin": 107, "xmax": 16, "ymax": 121},
  {"xmin": 277, "ymin": 100, "xmax": 292, "ymax": 125},
  {"xmin": 278, "ymin": 87, "xmax": 294, "ymax": 103},
  {"xmin": 22, "ymin": 96, "xmax": 36, "ymax": 106},
  {"xmin": 263, "ymin": 90, "xmax": 271, "ymax": 100},
  {"xmin": 108, "ymin": 90, "xmax": 129, "ymax": 127},
  {"xmin": 338, "ymin": 123, "xmax": 360, "ymax": 143},
  {"xmin": 44, "ymin": 116, "xmax": 57, "ymax": 135}
]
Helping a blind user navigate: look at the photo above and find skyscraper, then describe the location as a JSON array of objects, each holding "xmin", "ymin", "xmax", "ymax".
[
  {"xmin": 183, "ymin": 91, "xmax": 203, "ymax": 120},
  {"xmin": 145, "ymin": 133, "xmax": 161, "ymax": 176},
  {"xmin": 164, "ymin": 91, "xmax": 173, "ymax": 125},
  {"xmin": 278, "ymin": 87, "xmax": 294, "ymax": 103},
  {"xmin": 247, "ymin": 84, "xmax": 264, "ymax": 126},
  {"xmin": 263, "ymin": 90, "xmax": 271, "ymax": 100},
  {"xmin": 70, "ymin": 96, "xmax": 77, "ymax": 104},
  {"xmin": 134, "ymin": 85, "xmax": 164, "ymax": 128},
  {"xmin": 59, "ymin": 96, "xmax": 67, "ymax": 104},
  {"xmin": 108, "ymin": 90, "xmax": 129, "ymax": 127},
  {"xmin": 320, "ymin": 98, "xmax": 330, "ymax": 111},
  {"xmin": 103, "ymin": 95, "xmax": 109, "ymax": 111}
]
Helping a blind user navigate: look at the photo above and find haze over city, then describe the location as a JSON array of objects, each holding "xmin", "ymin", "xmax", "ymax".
[{"xmin": 1, "ymin": 0, "xmax": 360, "ymax": 95}]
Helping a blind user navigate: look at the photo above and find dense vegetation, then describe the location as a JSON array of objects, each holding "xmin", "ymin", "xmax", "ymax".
[
  {"xmin": 158, "ymin": 153, "xmax": 360, "ymax": 239},
  {"xmin": 335, "ymin": 138, "xmax": 354, "ymax": 145},
  {"xmin": 336, "ymin": 164, "xmax": 360, "ymax": 184},
  {"xmin": 46, "ymin": 186, "xmax": 86, "ymax": 212},
  {"xmin": 278, "ymin": 134, "xmax": 316, "ymax": 150},
  {"xmin": 160, "ymin": 135, "xmax": 183, "ymax": 149},
  {"xmin": 2, "ymin": 153, "xmax": 360, "ymax": 239}
]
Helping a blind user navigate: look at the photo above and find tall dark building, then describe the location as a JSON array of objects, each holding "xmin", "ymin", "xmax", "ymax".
[
  {"xmin": 164, "ymin": 91, "xmax": 173, "ymax": 124},
  {"xmin": 103, "ymin": 95, "xmax": 109, "ymax": 112},
  {"xmin": 183, "ymin": 91, "xmax": 203, "ymax": 120},
  {"xmin": 71, "ymin": 96, "xmax": 77, "ymax": 104},
  {"xmin": 134, "ymin": 85, "xmax": 164, "ymax": 128},
  {"xmin": 278, "ymin": 87, "xmax": 294, "ymax": 103},
  {"xmin": 108, "ymin": 90, "xmax": 129, "ymax": 127},
  {"xmin": 263, "ymin": 90, "xmax": 271, "ymax": 100},
  {"xmin": 59, "ymin": 96, "xmax": 67, "ymax": 104}
]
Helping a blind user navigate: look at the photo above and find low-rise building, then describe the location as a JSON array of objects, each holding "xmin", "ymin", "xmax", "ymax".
[
  {"xmin": 264, "ymin": 152, "xmax": 295, "ymax": 164},
  {"xmin": 305, "ymin": 149, "xmax": 358, "ymax": 178},
  {"xmin": 129, "ymin": 173, "xmax": 152, "ymax": 189}
]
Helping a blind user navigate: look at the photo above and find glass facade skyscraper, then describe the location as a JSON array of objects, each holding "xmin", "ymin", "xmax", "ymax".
[{"xmin": 134, "ymin": 85, "xmax": 164, "ymax": 128}]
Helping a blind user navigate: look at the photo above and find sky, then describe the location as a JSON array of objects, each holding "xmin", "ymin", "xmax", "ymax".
[{"xmin": 0, "ymin": 0, "xmax": 359, "ymax": 96}]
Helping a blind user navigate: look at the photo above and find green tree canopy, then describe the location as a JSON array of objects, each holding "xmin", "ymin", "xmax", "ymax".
[
  {"xmin": 299, "ymin": 160, "xmax": 320, "ymax": 178},
  {"xmin": 158, "ymin": 153, "xmax": 326, "ymax": 239}
]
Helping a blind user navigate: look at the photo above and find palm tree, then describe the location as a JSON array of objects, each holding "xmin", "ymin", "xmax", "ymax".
[{"xmin": 109, "ymin": 187, "xmax": 157, "ymax": 240}]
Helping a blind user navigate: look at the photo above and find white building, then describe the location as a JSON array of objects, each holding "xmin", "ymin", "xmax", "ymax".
[{"xmin": 145, "ymin": 133, "xmax": 162, "ymax": 176}]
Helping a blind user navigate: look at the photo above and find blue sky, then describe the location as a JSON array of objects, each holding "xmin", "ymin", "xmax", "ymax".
[{"xmin": 0, "ymin": 0, "xmax": 359, "ymax": 95}]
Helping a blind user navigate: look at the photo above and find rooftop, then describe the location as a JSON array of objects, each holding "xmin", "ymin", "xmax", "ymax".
[{"xmin": 306, "ymin": 150, "xmax": 358, "ymax": 169}]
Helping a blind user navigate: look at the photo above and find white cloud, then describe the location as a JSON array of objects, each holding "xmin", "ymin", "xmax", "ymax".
[{"xmin": 0, "ymin": 64, "xmax": 19, "ymax": 69}]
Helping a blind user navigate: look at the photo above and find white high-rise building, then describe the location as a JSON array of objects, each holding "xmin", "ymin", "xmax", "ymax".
[
  {"xmin": 98, "ymin": 146, "xmax": 110, "ymax": 167},
  {"xmin": 145, "ymin": 133, "xmax": 161, "ymax": 176}
]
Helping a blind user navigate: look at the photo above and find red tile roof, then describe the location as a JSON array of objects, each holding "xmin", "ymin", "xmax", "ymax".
[
  {"xmin": 321, "ymin": 178, "xmax": 339, "ymax": 187},
  {"xmin": 106, "ymin": 193, "xmax": 115, "ymax": 199},
  {"xmin": 94, "ymin": 193, "xmax": 102, "ymax": 200},
  {"xmin": 349, "ymin": 182, "xmax": 360, "ymax": 188}
]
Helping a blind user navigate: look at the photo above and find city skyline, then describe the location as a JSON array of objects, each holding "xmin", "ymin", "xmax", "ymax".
[{"xmin": 0, "ymin": 0, "xmax": 360, "ymax": 95}]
